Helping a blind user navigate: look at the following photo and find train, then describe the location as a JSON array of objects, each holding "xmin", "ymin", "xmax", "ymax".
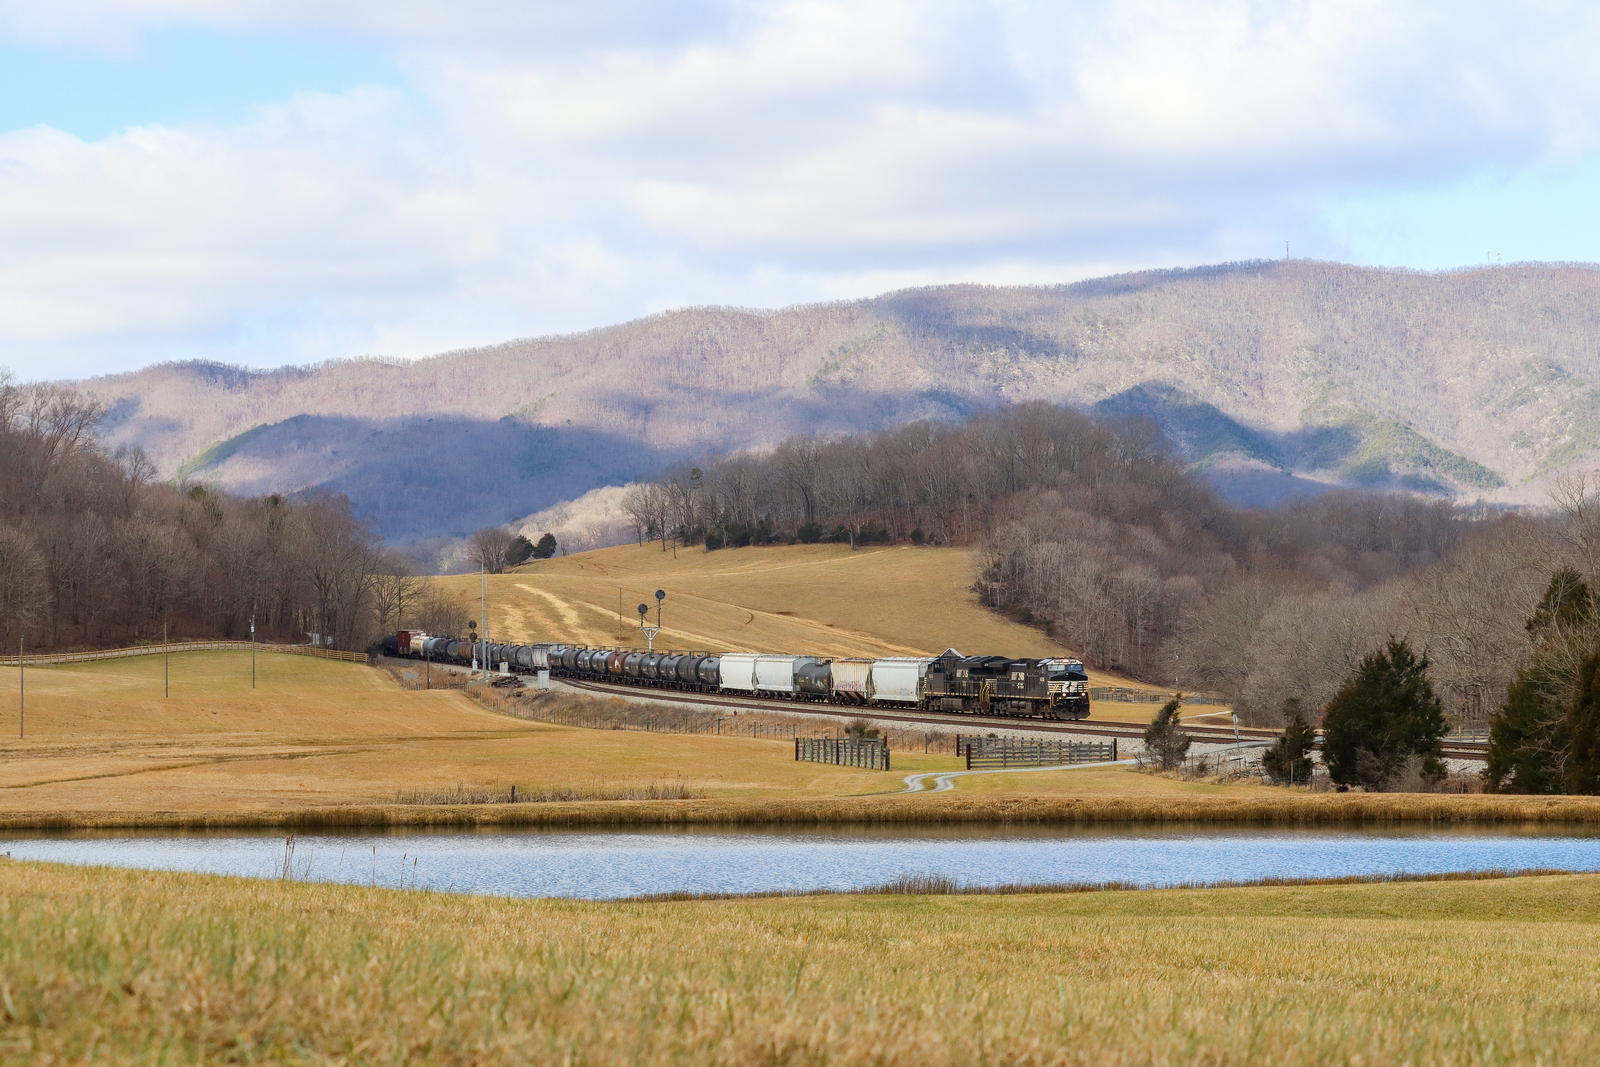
[{"xmin": 379, "ymin": 630, "xmax": 1092, "ymax": 719}]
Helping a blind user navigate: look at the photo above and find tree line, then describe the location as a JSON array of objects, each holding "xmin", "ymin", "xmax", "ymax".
[
  {"xmin": 0, "ymin": 370, "xmax": 465, "ymax": 653},
  {"xmin": 1145, "ymin": 639, "xmax": 1453, "ymax": 793},
  {"xmin": 622, "ymin": 402, "xmax": 1470, "ymax": 679},
  {"xmin": 467, "ymin": 528, "xmax": 558, "ymax": 574},
  {"xmin": 621, "ymin": 400, "xmax": 1600, "ymax": 794}
]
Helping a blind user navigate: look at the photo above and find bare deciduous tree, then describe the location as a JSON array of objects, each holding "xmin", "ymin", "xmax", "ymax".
[
  {"xmin": 469, "ymin": 526, "xmax": 516, "ymax": 575},
  {"xmin": 371, "ymin": 551, "xmax": 424, "ymax": 633},
  {"xmin": 0, "ymin": 523, "xmax": 48, "ymax": 648}
]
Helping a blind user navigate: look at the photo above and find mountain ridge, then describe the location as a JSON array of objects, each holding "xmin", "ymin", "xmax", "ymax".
[{"xmin": 61, "ymin": 259, "xmax": 1600, "ymax": 543}]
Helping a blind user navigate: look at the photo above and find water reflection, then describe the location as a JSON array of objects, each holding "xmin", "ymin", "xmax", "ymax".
[{"xmin": 4, "ymin": 827, "xmax": 1600, "ymax": 900}]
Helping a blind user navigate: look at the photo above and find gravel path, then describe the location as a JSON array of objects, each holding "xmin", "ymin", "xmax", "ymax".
[{"xmin": 898, "ymin": 759, "xmax": 1139, "ymax": 793}]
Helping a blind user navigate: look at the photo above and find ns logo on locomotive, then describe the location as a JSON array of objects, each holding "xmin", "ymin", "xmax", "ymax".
[{"xmin": 381, "ymin": 631, "xmax": 1092, "ymax": 720}]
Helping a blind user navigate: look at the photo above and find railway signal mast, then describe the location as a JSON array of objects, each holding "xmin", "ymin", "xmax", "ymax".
[{"xmin": 638, "ymin": 589, "xmax": 666, "ymax": 651}]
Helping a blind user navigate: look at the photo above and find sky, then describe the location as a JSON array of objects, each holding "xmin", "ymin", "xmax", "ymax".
[{"xmin": 2, "ymin": 1, "xmax": 1599, "ymax": 381}]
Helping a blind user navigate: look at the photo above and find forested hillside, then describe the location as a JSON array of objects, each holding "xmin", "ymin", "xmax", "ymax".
[
  {"xmin": 618, "ymin": 402, "xmax": 1600, "ymax": 740},
  {"xmin": 0, "ymin": 372, "xmax": 460, "ymax": 654},
  {"xmin": 60, "ymin": 260, "xmax": 1600, "ymax": 545},
  {"xmin": 614, "ymin": 406, "xmax": 1484, "ymax": 716}
]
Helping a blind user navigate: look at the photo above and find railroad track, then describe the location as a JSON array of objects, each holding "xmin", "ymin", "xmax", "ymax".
[
  {"xmin": 556, "ymin": 677, "xmax": 1490, "ymax": 761},
  {"xmin": 562, "ymin": 677, "xmax": 1263, "ymax": 745}
]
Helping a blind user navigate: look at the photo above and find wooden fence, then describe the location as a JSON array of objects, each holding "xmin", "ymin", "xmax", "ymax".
[
  {"xmin": 795, "ymin": 737, "xmax": 891, "ymax": 771},
  {"xmin": 957, "ymin": 735, "xmax": 1118, "ymax": 769},
  {"xmin": 1089, "ymin": 688, "xmax": 1226, "ymax": 706},
  {"xmin": 0, "ymin": 640, "xmax": 367, "ymax": 667}
]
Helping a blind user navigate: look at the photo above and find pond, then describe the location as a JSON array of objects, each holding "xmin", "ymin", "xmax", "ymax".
[{"xmin": 4, "ymin": 825, "xmax": 1599, "ymax": 900}]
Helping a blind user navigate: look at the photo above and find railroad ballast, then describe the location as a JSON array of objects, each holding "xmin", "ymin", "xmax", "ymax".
[{"xmin": 380, "ymin": 631, "xmax": 1091, "ymax": 719}]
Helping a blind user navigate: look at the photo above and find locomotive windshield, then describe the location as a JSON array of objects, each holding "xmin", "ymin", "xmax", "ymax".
[{"xmin": 1045, "ymin": 660, "xmax": 1087, "ymax": 681}]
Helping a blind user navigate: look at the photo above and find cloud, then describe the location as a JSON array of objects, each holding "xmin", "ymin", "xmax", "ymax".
[{"xmin": 2, "ymin": 1, "xmax": 1600, "ymax": 378}]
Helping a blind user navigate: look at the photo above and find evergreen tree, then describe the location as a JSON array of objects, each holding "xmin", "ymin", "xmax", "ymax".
[
  {"xmin": 1321, "ymin": 638, "xmax": 1446, "ymax": 791},
  {"xmin": 1262, "ymin": 698, "xmax": 1316, "ymax": 785},
  {"xmin": 532, "ymin": 532, "xmax": 558, "ymax": 560},
  {"xmin": 1485, "ymin": 663, "xmax": 1568, "ymax": 793},
  {"xmin": 1486, "ymin": 569, "xmax": 1595, "ymax": 793},
  {"xmin": 1526, "ymin": 567, "xmax": 1592, "ymax": 634},
  {"xmin": 506, "ymin": 535, "xmax": 535, "ymax": 566},
  {"xmin": 1565, "ymin": 651, "xmax": 1600, "ymax": 795},
  {"xmin": 1143, "ymin": 696, "xmax": 1190, "ymax": 770}
]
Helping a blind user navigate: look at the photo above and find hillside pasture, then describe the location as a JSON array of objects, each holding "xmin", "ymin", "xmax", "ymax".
[{"xmin": 436, "ymin": 541, "xmax": 1156, "ymax": 691}]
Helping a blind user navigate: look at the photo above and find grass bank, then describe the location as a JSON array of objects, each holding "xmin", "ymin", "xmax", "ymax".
[
  {"xmin": 3, "ymin": 790, "xmax": 1600, "ymax": 832},
  {"xmin": 2, "ymin": 861, "xmax": 1598, "ymax": 1064}
]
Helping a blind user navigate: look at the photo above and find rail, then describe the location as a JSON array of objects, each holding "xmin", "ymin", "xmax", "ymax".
[{"xmin": 0, "ymin": 641, "xmax": 367, "ymax": 667}]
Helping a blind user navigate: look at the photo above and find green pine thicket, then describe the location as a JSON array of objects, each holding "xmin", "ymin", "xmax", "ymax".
[
  {"xmin": 1321, "ymin": 639, "xmax": 1447, "ymax": 792},
  {"xmin": 1484, "ymin": 568, "xmax": 1600, "ymax": 795}
]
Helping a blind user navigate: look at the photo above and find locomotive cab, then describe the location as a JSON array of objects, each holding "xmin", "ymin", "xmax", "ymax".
[{"xmin": 1041, "ymin": 658, "xmax": 1091, "ymax": 719}]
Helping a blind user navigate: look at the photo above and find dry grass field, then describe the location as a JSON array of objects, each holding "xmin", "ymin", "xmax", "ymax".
[
  {"xmin": 433, "ymin": 542, "xmax": 1212, "ymax": 725},
  {"xmin": 3, "ymin": 860, "xmax": 1599, "ymax": 1065},
  {"xmin": 436, "ymin": 542, "xmax": 1151, "ymax": 688},
  {"xmin": 6, "ymin": 651, "xmax": 1584, "ymax": 828},
  {"xmin": 0, "ymin": 652, "xmax": 923, "ymax": 818}
]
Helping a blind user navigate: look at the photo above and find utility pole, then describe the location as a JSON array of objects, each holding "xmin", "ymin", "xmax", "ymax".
[
  {"xmin": 250, "ymin": 614, "xmax": 257, "ymax": 689},
  {"xmin": 164, "ymin": 620, "xmax": 169, "ymax": 699},
  {"xmin": 18, "ymin": 630, "xmax": 23, "ymax": 739},
  {"xmin": 480, "ymin": 566, "xmax": 489, "ymax": 679}
]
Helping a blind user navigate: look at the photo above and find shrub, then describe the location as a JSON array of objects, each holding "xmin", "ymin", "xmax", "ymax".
[{"xmin": 1142, "ymin": 697, "xmax": 1190, "ymax": 770}]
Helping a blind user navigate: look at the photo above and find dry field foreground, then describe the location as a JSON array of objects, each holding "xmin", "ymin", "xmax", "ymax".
[
  {"xmin": 434, "ymin": 541, "xmax": 1156, "ymax": 693},
  {"xmin": 2, "ymin": 861, "xmax": 1599, "ymax": 1065}
]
